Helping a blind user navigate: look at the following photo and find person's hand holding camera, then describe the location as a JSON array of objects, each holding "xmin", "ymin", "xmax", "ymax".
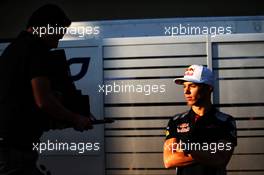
[{"xmin": 72, "ymin": 114, "xmax": 93, "ymax": 132}]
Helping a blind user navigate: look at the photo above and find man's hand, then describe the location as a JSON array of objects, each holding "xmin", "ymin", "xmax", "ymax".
[
  {"xmin": 72, "ymin": 114, "xmax": 93, "ymax": 132},
  {"xmin": 163, "ymin": 138, "xmax": 194, "ymax": 168},
  {"xmin": 31, "ymin": 77, "xmax": 94, "ymax": 131}
]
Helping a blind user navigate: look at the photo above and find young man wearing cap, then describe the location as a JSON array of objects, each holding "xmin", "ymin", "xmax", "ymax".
[
  {"xmin": 0, "ymin": 4, "xmax": 93, "ymax": 175},
  {"xmin": 163, "ymin": 65, "xmax": 237, "ymax": 175}
]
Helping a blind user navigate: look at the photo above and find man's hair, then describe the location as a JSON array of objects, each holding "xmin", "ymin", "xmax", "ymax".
[
  {"xmin": 200, "ymin": 83, "xmax": 213, "ymax": 93},
  {"xmin": 27, "ymin": 4, "xmax": 71, "ymax": 28}
]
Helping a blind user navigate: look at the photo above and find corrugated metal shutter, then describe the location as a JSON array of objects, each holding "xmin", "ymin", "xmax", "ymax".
[{"xmin": 103, "ymin": 34, "xmax": 264, "ymax": 175}]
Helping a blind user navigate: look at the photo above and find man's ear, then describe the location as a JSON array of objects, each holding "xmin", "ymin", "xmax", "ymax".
[{"xmin": 202, "ymin": 84, "xmax": 213, "ymax": 93}]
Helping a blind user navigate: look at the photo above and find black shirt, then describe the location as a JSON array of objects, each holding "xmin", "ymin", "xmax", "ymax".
[
  {"xmin": 0, "ymin": 31, "xmax": 52, "ymax": 147},
  {"xmin": 165, "ymin": 107, "xmax": 237, "ymax": 175}
]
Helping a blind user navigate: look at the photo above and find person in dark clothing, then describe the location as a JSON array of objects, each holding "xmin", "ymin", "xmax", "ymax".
[
  {"xmin": 163, "ymin": 65, "xmax": 237, "ymax": 175},
  {"xmin": 0, "ymin": 4, "xmax": 93, "ymax": 175}
]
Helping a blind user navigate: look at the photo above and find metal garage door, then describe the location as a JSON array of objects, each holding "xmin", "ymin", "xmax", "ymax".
[{"xmin": 103, "ymin": 34, "xmax": 264, "ymax": 175}]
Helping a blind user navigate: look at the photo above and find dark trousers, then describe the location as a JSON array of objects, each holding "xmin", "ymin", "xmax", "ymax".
[{"xmin": 0, "ymin": 146, "xmax": 44, "ymax": 175}]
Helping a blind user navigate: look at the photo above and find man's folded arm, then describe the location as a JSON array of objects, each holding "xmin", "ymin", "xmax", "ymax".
[
  {"xmin": 190, "ymin": 140, "xmax": 234, "ymax": 168},
  {"xmin": 163, "ymin": 138, "xmax": 194, "ymax": 168}
]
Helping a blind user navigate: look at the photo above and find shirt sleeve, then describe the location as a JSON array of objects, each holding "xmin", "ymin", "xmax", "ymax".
[
  {"xmin": 165, "ymin": 118, "xmax": 178, "ymax": 140},
  {"xmin": 226, "ymin": 117, "xmax": 237, "ymax": 146},
  {"xmin": 29, "ymin": 51, "xmax": 51, "ymax": 80}
]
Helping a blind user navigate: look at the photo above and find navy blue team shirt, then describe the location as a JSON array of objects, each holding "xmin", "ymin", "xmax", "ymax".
[{"xmin": 165, "ymin": 107, "xmax": 237, "ymax": 175}]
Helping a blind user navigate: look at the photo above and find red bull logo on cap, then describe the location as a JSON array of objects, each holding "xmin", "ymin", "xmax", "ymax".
[{"xmin": 184, "ymin": 67, "xmax": 195, "ymax": 76}]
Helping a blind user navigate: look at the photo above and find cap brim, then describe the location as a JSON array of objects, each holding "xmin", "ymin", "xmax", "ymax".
[
  {"xmin": 174, "ymin": 78, "xmax": 186, "ymax": 85},
  {"xmin": 174, "ymin": 77, "xmax": 204, "ymax": 85}
]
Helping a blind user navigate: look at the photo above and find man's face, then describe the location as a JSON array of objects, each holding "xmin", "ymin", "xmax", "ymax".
[{"xmin": 183, "ymin": 82, "xmax": 206, "ymax": 106}]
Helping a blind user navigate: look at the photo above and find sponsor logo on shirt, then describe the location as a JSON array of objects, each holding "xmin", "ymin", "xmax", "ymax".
[{"xmin": 177, "ymin": 123, "xmax": 190, "ymax": 133}]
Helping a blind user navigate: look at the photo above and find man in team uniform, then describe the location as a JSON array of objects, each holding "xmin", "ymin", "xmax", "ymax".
[{"xmin": 163, "ymin": 65, "xmax": 237, "ymax": 175}]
